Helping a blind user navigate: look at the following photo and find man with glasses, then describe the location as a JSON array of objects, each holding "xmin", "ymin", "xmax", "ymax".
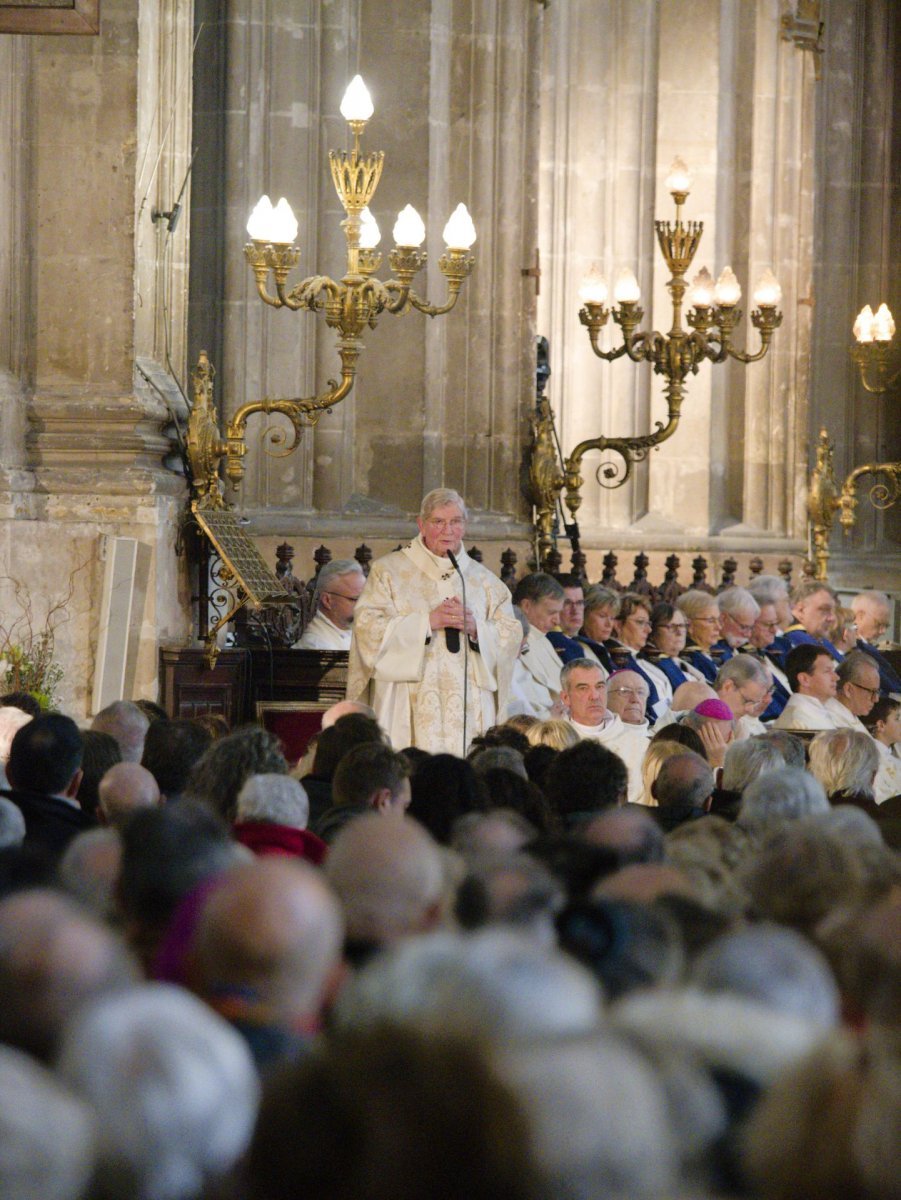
[
  {"xmin": 773, "ymin": 580, "xmax": 842, "ymax": 666},
  {"xmin": 712, "ymin": 588, "xmax": 760, "ymax": 664},
  {"xmin": 746, "ymin": 601, "xmax": 791, "ymax": 721},
  {"xmin": 346, "ymin": 489, "xmax": 521, "ymax": 754},
  {"xmin": 713, "ymin": 654, "xmax": 772, "ymax": 736},
  {"xmin": 826, "ymin": 650, "xmax": 882, "ymax": 733},
  {"xmin": 773, "ymin": 644, "xmax": 841, "ymax": 731},
  {"xmin": 850, "ymin": 590, "xmax": 901, "ymax": 696},
  {"xmin": 295, "ymin": 559, "xmax": 366, "ymax": 650}
]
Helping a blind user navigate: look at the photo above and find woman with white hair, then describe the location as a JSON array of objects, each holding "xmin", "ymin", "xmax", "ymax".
[
  {"xmin": 678, "ymin": 590, "xmax": 724, "ymax": 684},
  {"xmin": 807, "ymin": 728, "xmax": 881, "ymax": 817}
]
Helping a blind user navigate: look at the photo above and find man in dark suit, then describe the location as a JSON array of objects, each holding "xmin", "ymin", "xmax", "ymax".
[
  {"xmin": 773, "ymin": 580, "xmax": 843, "ymax": 667},
  {"xmin": 2, "ymin": 714, "xmax": 91, "ymax": 859}
]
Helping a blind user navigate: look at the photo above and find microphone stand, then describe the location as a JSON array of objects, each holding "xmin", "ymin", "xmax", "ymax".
[{"xmin": 447, "ymin": 549, "xmax": 468, "ymax": 757}]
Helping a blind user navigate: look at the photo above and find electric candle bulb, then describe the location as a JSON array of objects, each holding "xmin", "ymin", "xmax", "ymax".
[
  {"xmin": 752, "ymin": 269, "xmax": 782, "ymax": 308},
  {"xmin": 872, "ymin": 303, "xmax": 896, "ymax": 342},
  {"xmin": 340, "ymin": 75, "xmax": 374, "ymax": 122},
  {"xmin": 359, "ymin": 206, "xmax": 381, "ymax": 249},
  {"xmin": 579, "ymin": 265, "xmax": 609, "ymax": 306},
  {"xmin": 714, "ymin": 266, "xmax": 742, "ymax": 307},
  {"xmin": 688, "ymin": 266, "xmax": 715, "ymax": 308},
  {"xmin": 853, "ymin": 305, "xmax": 874, "ymax": 343},
  {"xmin": 665, "ymin": 156, "xmax": 692, "ymax": 195},
  {"xmin": 442, "ymin": 203, "xmax": 477, "ymax": 250},
  {"xmin": 270, "ymin": 197, "xmax": 298, "ymax": 244},
  {"xmin": 613, "ymin": 268, "xmax": 641, "ymax": 305},
  {"xmin": 393, "ymin": 204, "xmax": 426, "ymax": 248},
  {"xmin": 247, "ymin": 195, "xmax": 275, "ymax": 241}
]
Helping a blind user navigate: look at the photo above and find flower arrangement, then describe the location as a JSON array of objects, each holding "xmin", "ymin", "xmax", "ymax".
[{"xmin": 0, "ymin": 569, "xmax": 84, "ymax": 712}]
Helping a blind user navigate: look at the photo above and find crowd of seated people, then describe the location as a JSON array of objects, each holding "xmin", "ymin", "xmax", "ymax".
[{"xmin": 0, "ymin": 578, "xmax": 898, "ymax": 1200}]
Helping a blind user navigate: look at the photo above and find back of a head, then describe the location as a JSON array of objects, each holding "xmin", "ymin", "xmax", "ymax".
[
  {"xmin": 756, "ymin": 729, "xmax": 807, "ymax": 770},
  {"xmin": 557, "ymin": 897, "xmax": 684, "ymax": 1001},
  {"xmin": 334, "ymin": 927, "xmax": 602, "ymax": 1043},
  {"xmin": 498, "ymin": 1031, "xmax": 677, "ymax": 1200},
  {"xmin": 325, "ymin": 813, "xmax": 446, "ymax": 949},
  {"xmin": 722, "ymin": 738, "xmax": 786, "ymax": 794},
  {"xmin": 141, "ymin": 719, "xmax": 213, "ymax": 800},
  {"xmin": 192, "ymin": 858, "xmax": 343, "ymax": 1022},
  {"xmin": 58, "ymin": 827, "xmax": 123, "ymax": 921},
  {"xmin": 653, "ymin": 752, "xmax": 714, "ymax": 810},
  {"xmin": 469, "ymin": 745, "xmax": 528, "ymax": 780},
  {"xmin": 0, "ymin": 888, "xmax": 136, "ymax": 1063},
  {"xmin": 808, "ymin": 728, "xmax": 880, "ymax": 798},
  {"xmin": 408, "ymin": 753, "xmax": 486, "ymax": 844},
  {"xmin": 186, "ymin": 726, "xmax": 288, "ymax": 821},
  {"xmin": 7, "ymin": 714, "xmax": 83, "ymax": 796},
  {"xmin": 579, "ymin": 806, "xmax": 666, "ymax": 866},
  {"xmin": 58, "ymin": 984, "xmax": 259, "ymax": 1200},
  {"xmin": 118, "ymin": 800, "xmax": 238, "ymax": 935},
  {"xmin": 0, "ymin": 706, "xmax": 33, "ymax": 762},
  {"xmin": 0, "ymin": 1044, "xmax": 96, "ymax": 1200},
  {"xmin": 77, "ymin": 730, "xmax": 123, "ymax": 819},
  {"xmin": 311, "ymin": 713, "xmax": 386, "ymax": 778},
  {"xmin": 91, "ymin": 701, "xmax": 150, "ymax": 763},
  {"xmin": 235, "ymin": 773, "xmax": 309, "ymax": 829},
  {"xmin": 544, "ymin": 741, "xmax": 629, "ymax": 821},
  {"xmin": 693, "ymin": 923, "xmax": 840, "ymax": 1027},
  {"xmin": 739, "ymin": 767, "xmax": 829, "ymax": 829},
  {"xmin": 248, "ymin": 1025, "xmax": 538, "ymax": 1200},
  {"xmin": 0, "ymin": 796, "xmax": 26, "ymax": 849},
  {"xmin": 649, "ymin": 722, "xmax": 707, "ymax": 758},
  {"xmin": 332, "ymin": 742, "xmax": 409, "ymax": 809},
  {"xmin": 97, "ymin": 762, "xmax": 160, "ymax": 828}
]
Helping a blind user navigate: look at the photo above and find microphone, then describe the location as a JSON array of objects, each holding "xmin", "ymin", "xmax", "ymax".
[{"xmin": 446, "ymin": 550, "xmax": 468, "ymax": 756}]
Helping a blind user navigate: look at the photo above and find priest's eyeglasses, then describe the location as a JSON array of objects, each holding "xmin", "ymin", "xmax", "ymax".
[
  {"xmin": 322, "ymin": 590, "xmax": 359, "ymax": 603},
  {"xmin": 426, "ymin": 518, "xmax": 465, "ymax": 531}
]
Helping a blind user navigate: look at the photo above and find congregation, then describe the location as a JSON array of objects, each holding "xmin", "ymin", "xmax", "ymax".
[{"xmin": 0, "ymin": 555, "xmax": 898, "ymax": 1200}]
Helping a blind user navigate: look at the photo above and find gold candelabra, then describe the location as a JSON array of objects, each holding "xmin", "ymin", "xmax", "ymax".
[
  {"xmin": 185, "ymin": 74, "xmax": 476, "ymax": 503},
  {"xmin": 528, "ymin": 158, "xmax": 783, "ymax": 569},
  {"xmin": 807, "ymin": 300, "xmax": 899, "ymax": 580}
]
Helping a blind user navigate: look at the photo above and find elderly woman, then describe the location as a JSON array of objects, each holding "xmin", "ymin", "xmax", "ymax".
[
  {"xmin": 640, "ymin": 602, "xmax": 707, "ymax": 704},
  {"xmin": 563, "ymin": 585, "xmax": 618, "ymax": 675},
  {"xmin": 677, "ymin": 590, "xmax": 724, "ymax": 684}
]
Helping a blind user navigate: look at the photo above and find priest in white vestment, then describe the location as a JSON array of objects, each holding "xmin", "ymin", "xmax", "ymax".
[
  {"xmin": 560, "ymin": 658, "xmax": 648, "ymax": 803},
  {"xmin": 773, "ymin": 644, "xmax": 841, "ymax": 731},
  {"xmin": 346, "ymin": 489, "xmax": 522, "ymax": 754},
  {"xmin": 295, "ymin": 559, "xmax": 366, "ymax": 651},
  {"xmin": 509, "ymin": 573, "xmax": 567, "ymax": 718}
]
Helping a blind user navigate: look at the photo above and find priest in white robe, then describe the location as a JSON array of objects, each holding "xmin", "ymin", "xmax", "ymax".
[
  {"xmin": 294, "ymin": 559, "xmax": 366, "ymax": 651},
  {"xmin": 560, "ymin": 658, "xmax": 648, "ymax": 804},
  {"xmin": 346, "ymin": 489, "xmax": 522, "ymax": 754}
]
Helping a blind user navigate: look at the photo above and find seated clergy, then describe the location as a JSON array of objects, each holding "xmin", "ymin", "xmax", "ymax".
[
  {"xmin": 713, "ymin": 654, "xmax": 773, "ymax": 737},
  {"xmin": 773, "ymin": 644, "xmax": 841, "ymax": 731},
  {"xmin": 560, "ymin": 658, "xmax": 647, "ymax": 803},
  {"xmin": 295, "ymin": 559, "xmax": 366, "ymax": 651},
  {"xmin": 605, "ymin": 670, "xmax": 652, "ymax": 734},
  {"xmin": 511, "ymin": 573, "xmax": 568, "ymax": 713},
  {"xmin": 825, "ymin": 650, "xmax": 882, "ymax": 733},
  {"xmin": 773, "ymin": 579, "xmax": 843, "ymax": 666},
  {"xmin": 851, "ymin": 590, "xmax": 901, "ymax": 695}
]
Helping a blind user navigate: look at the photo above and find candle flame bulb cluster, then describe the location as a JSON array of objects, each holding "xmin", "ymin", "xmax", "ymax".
[{"xmin": 854, "ymin": 303, "xmax": 896, "ymax": 344}]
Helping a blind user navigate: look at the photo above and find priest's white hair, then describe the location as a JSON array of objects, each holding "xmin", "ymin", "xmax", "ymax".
[{"xmin": 419, "ymin": 488, "xmax": 467, "ymax": 521}]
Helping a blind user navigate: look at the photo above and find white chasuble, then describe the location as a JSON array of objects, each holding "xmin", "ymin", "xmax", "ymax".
[
  {"xmin": 294, "ymin": 611, "xmax": 352, "ymax": 651},
  {"xmin": 346, "ymin": 537, "xmax": 522, "ymax": 753}
]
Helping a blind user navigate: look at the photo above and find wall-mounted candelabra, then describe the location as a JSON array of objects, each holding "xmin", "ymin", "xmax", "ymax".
[
  {"xmin": 185, "ymin": 74, "xmax": 476, "ymax": 503},
  {"xmin": 528, "ymin": 159, "xmax": 783, "ymax": 569},
  {"xmin": 808, "ymin": 301, "xmax": 899, "ymax": 580}
]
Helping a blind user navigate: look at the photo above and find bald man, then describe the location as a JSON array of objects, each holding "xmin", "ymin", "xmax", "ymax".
[
  {"xmin": 851, "ymin": 591, "xmax": 901, "ymax": 696},
  {"xmin": 324, "ymin": 813, "xmax": 448, "ymax": 966},
  {"xmin": 97, "ymin": 762, "xmax": 161, "ymax": 828},
  {"xmin": 189, "ymin": 858, "xmax": 344, "ymax": 1068},
  {"xmin": 0, "ymin": 889, "xmax": 136, "ymax": 1062}
]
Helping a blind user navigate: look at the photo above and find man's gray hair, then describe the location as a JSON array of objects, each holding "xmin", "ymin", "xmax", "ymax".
[
  {"xmin": 692, "ymin": 924, "xmax": 839, "ymax": 1028},
  {"xmin": 715, "ymin": 653, "xmax": 770, "ymax": 691},
  {"xmin": 755, "ymin": 729, "xmax": 807, "ymax": 770},
  {"xmin": 334, "ymin": 928, "xmax": 602, "ymax": 1043},
  {"xmin": 0, "ymin": 797, "xmax": 26, "ymax": 849},
  {"xmin": 836, "ymin": 648, "xmax": 879, "ymax": 687},
  {"xmin": 235, "ymin": 773, "xmax": 309, "ymax": 829},
  {"xmin": 738, "ymin": 767, "xmax": 829, "ymax": 828},
  {"xmin": 790, "ymin": 578, "xmax": 836, "ymax": 606},
  {"xmin": 468, "ymin": 745, "xmax": 528, "ymax": 780},
  {"xmin": 808, "ymin": 729, "xmax": 880, "ymax": 798},
  {"xmin": 91, "ymin": 701, "xmax": 149, "ymax": 763},
  {"xmin": 718, "ymin": 587, "xmax": 760, "ymax": 621},
  {"xmin": 560, "ymin": 657, "xmax": 605, "ymax": 691},
  {"xmin": 419, "ymin": 488, "xmax": 467, "ymax": 522},
  {"xmin": 676, "ymin": 589, "xmax": 720, "ymax": 620},
  {"xmin": 747, "ymin": 574, "xmax": 790, "ymax": 607},
  {"xmin": 58, "ymin": 984, "xmax": 259, "ymax": 1200},
  {"xmin": 313, "ymin": 558, "xmax": 364, "ymax": 608},
  {"xmin": 722, "ymin": 738, "xmax": 786, "ymax": 793}
]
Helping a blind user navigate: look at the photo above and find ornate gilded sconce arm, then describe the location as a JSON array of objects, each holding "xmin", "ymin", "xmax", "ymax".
[
  {"xmin": 851, "ymin": 339, "xmax": 900, "ymax": 395},
  {"xmin": 385, "ymin": 249, "xmax": 475, "ymax": 316},
  {"xmin": 838, "ymin": 461, "xmax": 901, "ymax": 530},
  {"xmin": 721, "ymin": 305, "xmax": 783, "ymax": 364}
]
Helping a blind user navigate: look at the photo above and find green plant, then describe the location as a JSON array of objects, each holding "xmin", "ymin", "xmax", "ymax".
[{"xmin": 0, "ymin": 567, "xmax": 86, "ymax": 711}]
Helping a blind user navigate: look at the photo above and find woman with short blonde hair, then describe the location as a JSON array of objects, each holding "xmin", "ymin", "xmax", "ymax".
[{"xmin": 526, "ymin": 719, "xmax": 581, "ymax": 751}]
